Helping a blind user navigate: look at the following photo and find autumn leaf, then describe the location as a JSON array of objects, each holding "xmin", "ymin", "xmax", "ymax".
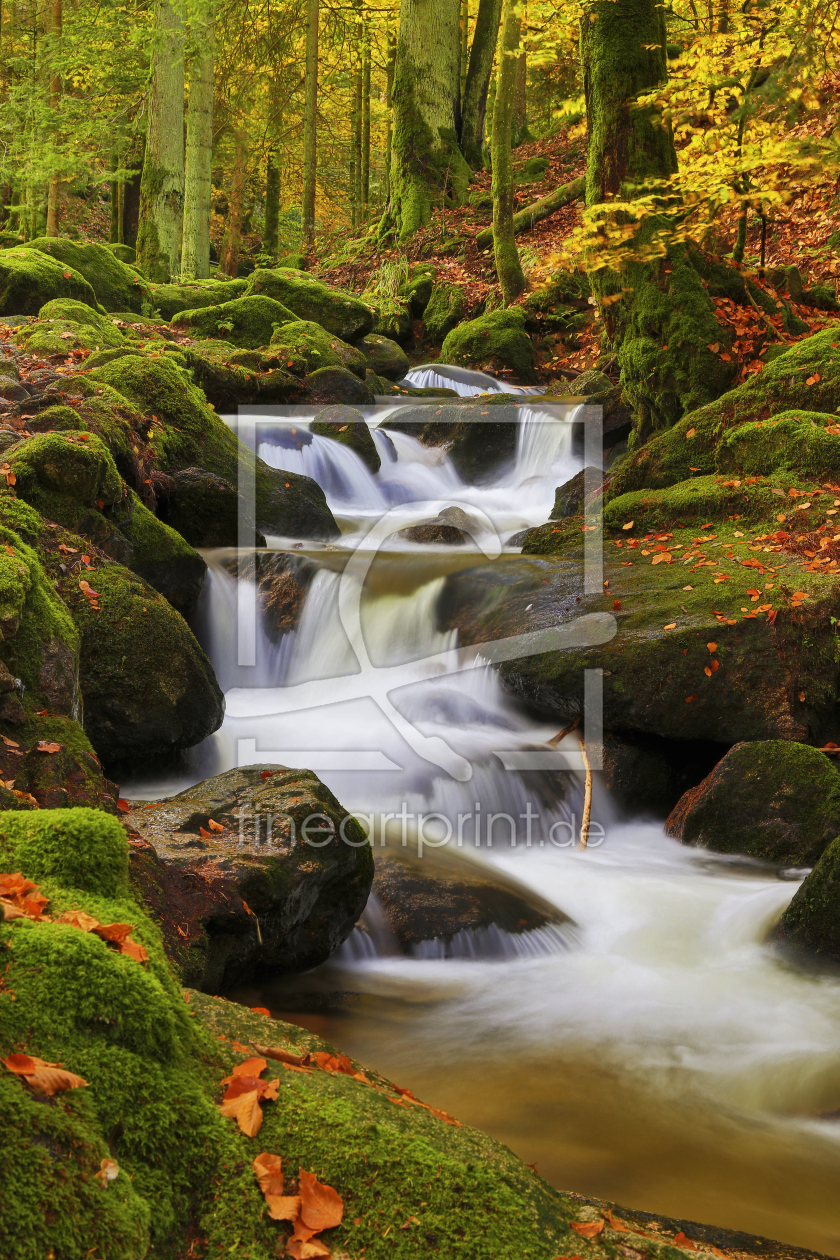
[
  {"xmin": 613, "ymin": 600, "xmax": 621, "ymax": 610},
  {"xmin": 621, "ymin": 520, "xmax": 634, "ymax": 530},
  {"xmin": 251, "ymin": 1005, "xmax": 271, "ymax": 1016},
  {"xmin": 56, "ymin": 909, "xmax": 100, "ymax": 932},
  {"xmin": 116, "ymin": 799, "xmax": 130, "ymax": 813},
  {"xmin": 299, "ymin": 1168, "xmax": 344, "ymax": 1232},
  {"xmin": 208, "ymin": 818, "xmax": 224, "ymax": 832},
  {"xmin": 286, "ymin": 1238, "xmax": 330, "ymax": 1259},
  {"xmin": 92, "ymin": 922, "xmax": 134, "ymax": 946},
  {"xmin": 199, "ymin": 826, "xmax": 213, "ymax": 838},
  {"xmin": 707, "ymin": 343, "xmax": 720, "ymax": 354},
  {"xmin": 253, "ymin": 1151, "xmax": 285, "ymax": 1197},
  {"xmin": 673, "ymin": 1232, "xmax": 698, "ymax": 1250},
  {"xmin": 2, "ymin": 1053, "xmax": 88, "ymax": 1095},
  {"xmin": 571, "ymin": 1220, "xmax": 605, "ymax": 1238},
  {"xmin": 663, "ymin": 622, "xmax": 676, "ymax": 630},
  {"xmin": 685, "ymin": 694, "xmax": 698, "ymax": 704},
  {"xmin": 686, "ymin": 427, "xmax": 696, "ymax": 438},
  {"xmin": 96, "ymin": 1158, "xmax": 120, "ymax": 1188},
  {"xmin": 120, "ymin": 937, "xmax": 150, "ymax": 965},
  {"xmin": 36, "ymin": 741, "xmax": 61, "ymax": 754},
  {"xmin": 268, "ymin": 1195, "xmax": 303, "ymax": 1222},
  {"xmin": 219, "ymin": 1086, "xmax": 265, "ymax": 1137}
]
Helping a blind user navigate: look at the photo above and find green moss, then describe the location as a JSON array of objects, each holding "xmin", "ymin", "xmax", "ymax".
[
  {"xmin": 145, "ymin": 277, "xmax": 248, "ymax": 321},
  {"xmin": 244, "ymin": 268, "xmax": 374, "ymax": 341},
  {"xmin": 717, "ymin": 412, "xmax": 840, "ymax": 480},
  {"xmin": 14, "ymin": 317, "xmax": 126, "ymax": 355},
  {"xmin": 171, "ymin": 294, "xmax": 297, "ymax": 349},
  {"xmin": 6, "ymin": 431, "xmax": 124, "ymax": 528},
  {"xmin": 37, "ymin": 298, "xmax": 117, "ymax": 331},
  {"xmin": 84, "ymin": 346, "xmax": 138, "ymax": 369},
  {"xmin": 22, "ymin": 238, "xmax": 148, "ymax": 313},
  {"xmin": 270, "ymin": 319, "xmax": 366, "ymax": 377},
  {"xmin": 311, "ymin": 405, "xmax": 381, "ymax": 472},
  {"xmin": 423, "ymin": 279, "xmax": 468, "ymax": 343},
  {"xmin": 398, "ymin": 264, "xmax": 436, "ymax": 316},
  {"xmin": 441, "ymin": 307, "xmax": 536, "ymax": 383},
  {"xmin": 602, "ymin": 473, "xmax": 784, "ymax": 533},
  {"xmin": 0, "ymin": 807, "xmax": 129, "ymax": 897},
  {"xmin": 777, "ymin": 833, "xmax": 840, "ymax": 961},
  {"xmin": 0, "ymin": 248, "xmax": 97, "ymax": 316},
  {"xmin": 106, "ymin": 243, "xmax": 137, "ymax": 265}
]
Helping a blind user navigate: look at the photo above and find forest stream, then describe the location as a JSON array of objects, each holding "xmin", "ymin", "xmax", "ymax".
[{"xmin": 120, "ymin": 368, "xmax": 840, "ymax": 1258}]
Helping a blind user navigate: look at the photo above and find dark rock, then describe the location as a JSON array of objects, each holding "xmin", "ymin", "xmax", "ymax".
[
  {"xmin": 601, "ymin": 732, "xmax": 724, "ymax": 816},
  {"xmin": 550, "ymin": 466, "xmax": 607, "ymax": 519},
  {"xmin": 355, "ymin": 333, "xmax": 410, "ymax": 380},
  {"xmin": 126, "ymin": 764, "xmax": 374, "ymax": 990},
  {"xmin": 158, "ymin": 467, "xmax": 266, "ymax": 549},
  {"xmin": 257, "ymin": 466, "xmax": 341, "ymax": 541},
  {"xmin": 223, "ymin": 550, "xmax": 319, "ymax": 640},
  {"xmin": 774, "ymin": 835, "xmax": 840, "ymax": 963},
  {"xmin": 311, "ymin": 404, "xmax": 380, "ymax": 473},
  {"xmin": 665, "ymin": 740, "xmax": 840, "ymax": 865},
  {"xmin": 302, "ymin": 366, "xmax": 375, "ymax": 407},
  {"xmin": 399, "ymin": 506, "xmax": 477, "ymax": 545},
  {"xmin": 447, "ymin": 406, "xmax": 519, "ymax": 483}
]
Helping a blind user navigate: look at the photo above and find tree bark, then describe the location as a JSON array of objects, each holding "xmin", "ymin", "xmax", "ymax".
[
  {"xmin": 109, "ymin": 158, "xmax": 120, "ymax": 243},
  {"xmin": 388, "ymin": 0, "xmax": 472, "ymax": 241},
  {"xmin": 352, "ymin": 60, "xmax": 362, "ymax": 229},
  {"xmin": 460, "ymin": 0, "xmax": 502, "ymax": 169},
  {"xmin": 45, "ymin": 0, "xmax": 62, "ymax": 237},
  {"xmin": 182, "ymin": 1, "xmax": 215, "ymax": 280},
  {"xmin": 301, "ymin": 0, "xmax": 318, "ymax": 246},
  {"xmin": 513, "ymin": 48, "xmax": 527, "ymax": 144},
  {"xmin": 122, "ymin": 132, "xmax": 145, "ymax": 249},
  {"xmin": 362, "ymin": 30, "xmax": 371, "ymax": 220},
  {"xmin": 220, "ymin": 127, "xmax": 248, "ymax": 278},
  {"xmin": 264, "ymin": 152, "xmax": 280, "ymax": 258},
  {"xmin": 137, "ymin": 0, "xmax": 185, "ymax": 282},
  {"xmin": 460, "ymin": 0, "xmax": 469, "ymax": 99},
  {"xmin": 384, "ymin": 27, "xmax": 396, "ymax": 207},
  {"xmin": 491, "ymin": 0, "xmax": 526, "ymax": 304}
]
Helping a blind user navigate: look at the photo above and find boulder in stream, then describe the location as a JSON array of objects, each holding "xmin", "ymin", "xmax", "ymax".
[
  {"xmin": 126, "ymin": 765, "xmax": 374, "ymax": 990},
  {"xmin": 774, "ymin": 834, "xmax": 840, "ymax": 962},
  {"xmin": 311, "ymin": 403, "xmax": 380, "ymax": 473}
]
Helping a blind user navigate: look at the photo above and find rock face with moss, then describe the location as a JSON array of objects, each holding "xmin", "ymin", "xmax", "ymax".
[
  {"xmin": 125, "ymin": 765, "xmax": 374, "ymax": 989},
  {"xmin": 665, "ymin": 741, "xmax": 840, "ymax": 865},
  {"xmin": 270, "ymin": 319, "xmax": 367, "ymax": 377},
  {"xmin": 22, "ymin": 238, "xmax": 148, "ymax": 312},
  {"xmin": 775, "ymin": 834, "xmax": 840, "ymax": 962},
  {"xmin": 147, "ymin": 276, "xmax": 248, "ymax": 320},
  {"xmin": 423, "ymin": 279, "xmax": 468, "ymax": 343},
  {"xmin": 0, "ymin": 248, "xmax": 97, "ymax": 315},
  {"xmin": 170, "ymin": 294, "xmax": 297, "ymax": 349},
  {"xmin": 302, "ymin": 365, "xmax": 375, "ymax": 407},
  {"xmin": 158, "ymin": 467, "xmax": 266, "ymax": 548},
  {"xmin": 441, "ymin": 307, "xmax": 536, "ymax": 383},
  {"xmin": 182, "ymin": 339, "xmax": 302, "ymax": 411},
  {"xmin": 244, "ymin": 267, "xmax": 374, "ymax": 341},
  {"xmin": 311, "ymin": 404, "xmax": 381, "ymax": 473},
  {"xmin": 356, "ymin": 332, "xmax": 410, "ymax": 379}
]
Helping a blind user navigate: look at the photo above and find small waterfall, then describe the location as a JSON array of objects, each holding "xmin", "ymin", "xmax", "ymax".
[{"xmin": 403, "ymin": 363, "xmax": 545, "ymax": 397}]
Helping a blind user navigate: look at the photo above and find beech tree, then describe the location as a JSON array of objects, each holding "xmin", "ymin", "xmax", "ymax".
[
  {"xmin": 136, "ymin": 0, "xmax": 185, "ymax": 282},
  {"xmin": 460, "ymin": 0, "xmax": 503, "ymax": 168},
  {"xmin": 301, "ymin": 0, "xmax": 319, "ymax": 246},
  {"xmin": 492, "ymin": 0, "xmax": 526, "ymax": 303},
  {"xmin": 182, "ymin": 0, "xmax": 215, "ymax": 280}
]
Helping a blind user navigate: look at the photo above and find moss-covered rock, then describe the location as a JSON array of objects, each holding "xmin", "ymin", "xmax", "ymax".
[
  {"xmin": 716, "ymin": 412, "xmax": 840, "ymax": 481},
  {"xmin": 665, "ymin": 741, "xmax": 840, "ymax": 865},
  {"xmin": 303, "ymin": 365, "xmax": 375, "ymax": 407},
  {"xmin": 37, "ymin": 298, "xmax": 118, "ymax": 332},
  {"xmin": 105, "ymin": 242, "xmax": 137, "ymax": 265},
  {"xmin": 181, "ymin": 339, "xmax": 301, "ymax": 411},
  {"xmin": 607, "ymin": 330, "xmax": 840, "ymax": 501},
  {"xmin": 0, "ymin": 714, "xmax": 119, "ymax": 813},
  {"xmin": 270, "ymin": 319, "xmax": 366, "ymax": 377},
  {"xmin": 423, "ymin": 279, "xmax": 468, "ymax": 343},
  {"xmin": 550, "ymin": 466, "xmax": 607, "ymax": 519},
  {"xmin": 22, "ymin": 238, "xmax": 148, "ymax": 313},
  {"xmin": 157, "ymin": 466, "xmax": 266, "ymax": 548},
  {"xmin": 14, "ymin": 316, "xmax": 126, "ymax": 355},
  {"xmin": 170, "ymin": 294, "xmax": 297, "ymax": 349},
  {"xmin": 0, "ymin": 248, "xmax": 97, "ymax": 316},
  {"xmin": 244, "ymin": 267, "xmax": 374, "ymax": 341},
  {"xmin": 775, "ymin": 834, "xmax": 840, "ymax": 962},
  {"xmin": 441, "ymin": 307, "xmax": 536, "ymax": 384},
  {"xmin": 311, "ymin": 405, "xmax": 381, "ymax": 473},
  {"xmin": 356, "ymin": 332, "xmax": 410, "ymax": 380},
  {"xmin": 5, "ymin": 430, "xmax": 123, "ymax": 526},
  {"xmin": 58, "ymin": 562, "xmax": 223, "ymax": 767},
  {"xmin": 370, "ymin": 296, "xmax": 413, "ymax": 345},
  {"xmin": 145, "ymin": 276, "xmax": 248, "ymax": 320},
  {"xmin": 398, "ymin": 263, "xmax": 436, "ymax": 316}
]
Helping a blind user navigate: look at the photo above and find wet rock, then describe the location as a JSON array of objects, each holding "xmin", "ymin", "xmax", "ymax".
[
  {"xmin": 0, "ymin": 246, "xmax": 97, "ymax": 316},
  {"xmin": 601, "ymin": 732, "xmax": 724, "ymax": 816},
  {"xmin": 447, "ymin": 405, "xmax": 519, "ymax": 483},
  {"xmin": 126, "ymin": 764, "xmax": 374, "ymax": 990},
  {"xmin": 243, "ymin": 268, "xmax": 374, "ymax": 341},
  {"xmin": 258, "ymin": 466, "xmax": 340, "ymax": 541},
  {"xmin": 302, "ymin": 366, "xmax": 375, "ymax": 407},
  {"xmin": 22, "ymin": 238, "xmax": 149, "ymax": 312},
  {"xmin": 399, "ymin": 506, "xmax": 478, "ymax": 545},
  {"xmin": 356, "ymin": 332, "xmax": 410, "ymax": 380},
  {"xmin": 774, "ymin": 834, "xmax": 840, "ymax": 962},
  {"xmin": 550, "ymin": 466, "xmax": 607, "ymax": 519},
  {"xmin": 441, "ymin": 307, "xmax": 536, "ymax": 385},
  {"xmin": 157, "ymin": 467, "xmax": 266, "ymax": 549},
  {"xmin": 370, "ymin": 835, "xmax": 574, "ymax": 953},
  {"xmin": 311, "ymin": 404, "xmax": 380, "ymax": 473},
  {"xmin": 665, "ymin": 740, "xmax": 840, "ymax": 865},
  {"xmin": 224, "ymin": 550, "xmax": 319, "ymax": 639}
]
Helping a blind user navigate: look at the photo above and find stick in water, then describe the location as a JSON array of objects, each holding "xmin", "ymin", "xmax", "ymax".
[{"xmin": 578, "ymin": 731, "xmax": 592, "ymax": 850}]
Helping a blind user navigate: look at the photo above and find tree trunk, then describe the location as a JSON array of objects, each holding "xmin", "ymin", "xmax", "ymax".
[
  {"xmin": 301, "ymin": 0, "xmax": 318, "ymax": 246},
  {"xmin": 264, "ymin": 153, "xmax": 280, "ymax": 258},
  {"xmin": 384, "ymin": 28, "xmax": 397, "ymax": 207},
  {"xmin": 388, "ymin": 0, "xmax": 472, "ymax": 241},
  {"xmin": 137, "ymin": 0, "xmax": 185, "ymax": 283},
  {"xmin": 491, "ymin": 0, "xmax": 526, "ymax": 304},
  {"xmin": 362, "ymin": 30, "xmax": 371, "ymax": 221},
  {"xmin": 45, "ymin": 0, "xmax": 62, "ymax": 237},
  {"xmin": 122, "ymin": 132, "xmax": 145, "ymax": 249},
  {"xmin": 476, "ymin": 173, "xmax": 584, "ymax": 247},
  {"xmin": 182, "ymin": 2, "xmax": 214, "ymax": 280},
  {"xmin": 513, "ymin": 48, "xmax": 527, "ymax": 144},
  {"xmin": 460, "ymin": 0, "xmax": 469, "ymax": 99},
  {"xmin": 109, "ymin": 163, "xmax": 120, "ymax": 243},
  {"xmin": 460, "ymin": 0, "xmax": 502, "ymax": 168},
  {"xmin": 353, "ymin": 61, "xmax": 362, "ymax": 230},
  {"xmin": 581, "ymin": 0, "xmax": 736, "ymax": 442},
  {"xmin": 220, "ymin": 127, "xmax": 248, "ymax": 278}
]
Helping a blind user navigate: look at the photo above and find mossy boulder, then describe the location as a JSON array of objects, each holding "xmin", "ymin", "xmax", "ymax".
[
  {"xmin": 270, "ymin": 319, "xmax": 366, "ymax": 377},
  {"xmin": 170, "ymin": 294, "xmax": 297, "ymax": 349},
  {"xmin": 244, "ymin": 267, "xmax": 374, "ymax": 341},
  {"xmin": 5, "ymin": 430, "xmax": 123, "ymax": 526},
  {"xmin": 665, "ymin": 741, "xmax": 840, "ymax": 865},
  {"xmin": 146, "ymin": 277, "xmax": 248, "ymax": 320},
  {"xmin": 356, "ymin": 332, "xmax": 410, "ymax": 380},
  {"xmin": 125, "ymin": 764, "xmax": 374, "ymax": 989},
  {"xmin": 0, "ymin": 714, "xmax": 120, "ymax": 813},
  {"xmin": 423, "ymin": 279, "xmax": 468, "ymax": 343},
  {"xmin": 105, "ymin": 242, "xmax": 137, "ymax": 265},
  {"xmin": 181, "ymin": 339, "xmax": 301, "ymax": 412},
  {"xmin": 97, "ymin": 491, "xmax": 208, "ymax": 618},
  {"xmin": 37, "ymin": 298, "xmax": 118, "ymax": 332},
  {"xmin": 14, "ymin": 316, "xmax": 126, "ymax": 355},
  {"xmin": 58, "ymin": 562, "xmax": 223, "ymax": 768},
  {"xmin": 775, "ymin": 834, "xmax": 840, "ymax": 962},
  {"xmin": 303, "ymin": 365, "xmax": 375, "ymax": 407},
  {"xmin": 311, "ymin": 405, "xmax": 380, "ymax": 473},
  {"xmin": 441, "ymin": 307, "xmax": 536, "ymax": 384},
  {"xmin": 157, "ymin": 467, "xmax": 266, "ymax": 548},
  {"xmin": 716, "ymin": 412, "xmax": 840, "ymax": 481},
  {"xmin": 550, "ymin": 466, "xmax": 607, "ymax": 519},
  {"xmin": 0, "ymin": 247, "xmax": 97, "ymax": 316},
  {"xmin": 22, "ymin": 238, "xmax": 148, "ymax": 312},
  {"xmin": 398, "ymin": 264, "xmax": 436, "ymax": 316},
  {"xmin": 369, "ymin": 296, "xmax": 413, "ymax": 345},
  {"xmin": 607, "ymin": 330, "xmax": 840, "ymax": 501}
]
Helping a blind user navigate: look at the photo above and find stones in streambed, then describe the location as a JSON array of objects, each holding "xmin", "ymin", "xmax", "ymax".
[
  {"xmin": 666, "ymin": 740, "xmax": 840, "ymax": 866},
  {"xmin": 0, "ymin": 246, "xmax": 97, "ymax": 315},
  {"xmin": 170, "ymin": 294, "xmax": 298, "ymax": 348},
  {"xmin": 125, "ymin": 765, "xmax": 373, "ymax": 989},
  {"xmin": 355, "ymin": 332, "xmax": 410, "ymax": 379},
  {"xmin": 382, "ymin": 398, "xmax": 526, "ymax": 482},
  {"xmin": 223, "ymin": 550, "xmax": 319, "ymax": 638},
  {"xmin": 243, "ymin": 266, "xmax": 374, "ymax": 341},
  {"xmin": 311, "ymin": 404, "xmax": 380, "ymax": 473},
  {"xmin": 21, "ymin": 237, "xmax": 148, "ymax": 312},
  {"xmin": 157, "ymin": 467, "xmax": 266, "ymax": 549},
  {"xmin": 269, "ymin": 319, "xmax": 367, "ymax": 377},
  {"xmin": 399, "ymin": 505, "xmax": 479, "ymax": 545},
  {"xmin": 147, "ymin": 276, "xmax": 248, "ymax": 320},
  {"xmin": 774, "ymin": 834, "xmax": 840, "ymax": 963},
  {"xmin": 368, "ymin": 834, "xmax": 575, "ymax": 955},
  {"xmin": 441, "ymin": 306, "xmax": 537, "ymax": 384}
]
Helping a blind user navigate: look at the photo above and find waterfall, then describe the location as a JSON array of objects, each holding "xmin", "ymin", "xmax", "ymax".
[{"xmin": 402, "ymin": 363, "xmax": 546, "ymax": 396}]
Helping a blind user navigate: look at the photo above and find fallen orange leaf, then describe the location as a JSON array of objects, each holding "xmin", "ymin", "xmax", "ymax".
[
  {"xmin": 2, "ymin": 1053, "xmax": 88, "ymax": 1095},
  {"xmin": 571, "ymin": 1220, "xmax": 604, "ymax": 1238},
  {"xmin": 299, "ymin": 1167, "xmax": 344, "ymax": 1232},
  {"xmin": 253, "ymin": 1151, "xmax": 285, "ymax": 1197}
]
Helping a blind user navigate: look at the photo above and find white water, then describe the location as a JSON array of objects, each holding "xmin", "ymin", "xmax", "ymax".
[
  {"xmin": 126, "ymin": 366, "xmax": 840, "ymax": 1254},
  {"xmin": 403, "ymin": 362, "xmax": 546, "ymax": 396}
]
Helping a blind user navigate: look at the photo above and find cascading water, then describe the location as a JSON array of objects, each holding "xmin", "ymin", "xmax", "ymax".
[
  {"xmin": 127, "ymin": 367, "xmax": 840, "ymax": 1254},
  {"xmin": 402, "ymin": 362, "xmax": 546, "ymax": 396}
]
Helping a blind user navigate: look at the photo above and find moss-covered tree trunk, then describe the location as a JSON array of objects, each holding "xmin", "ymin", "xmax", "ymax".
[
  {"xmin": 301, "ymin": 0, "xmax": 318, "ymax": 247},
  {"xmin": 492, "ymin": 0, "xmax": 526, "ymax": 304},
  {"xmin": 45, "ymin": 0, "xmax": 62, "ymax": 237},
  {"xmin": 581, "ymin": 0, "xmax": 736, "ymax": 444},
  {"xmin": 137, "ymin": 0, "xmax": 185, "ymax": 282},
  {"xmin": 460, "ymin": 0, "xmax": 502, "ymax": 168},
  {"xmin": 181, "ymin": 2, "xmax": 214, "ymax": 280},
  {"xmin": 122, "ymin": 132, "xmax": 144, "ymax": 249},
  {"xmin": 384, "ymin": 27, "xmax": 396, "ymax": 207},
  {"xmin": 352, "ymin": 60, "xmax": 362, "ymax": 230},
  {"xmin": 362, "ymin": 31, "xmax": 371, "ymax": 220},
  {"xmin": 388, "ymin": 0, "xmax": 472, "ymax": 241},
  {"xmin": 264, "ymin": 152, "xmax": 280, "ymax": 258},
  {"xmin": 513, "ymin": 47, "xmax": 528, "ymax": 144},
  {"xmin": 220, "ymin": 128, "xmax": 248, "ymax": 277}
]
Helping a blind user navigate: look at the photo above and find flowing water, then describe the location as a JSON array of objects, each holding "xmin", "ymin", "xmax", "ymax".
[{"xmin": 124, "ymin": 373, "xmax": 840, "ymax": 1256}]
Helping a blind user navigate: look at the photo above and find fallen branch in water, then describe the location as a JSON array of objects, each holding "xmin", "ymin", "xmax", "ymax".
[
  {"xmin": 476, "ymin": 175, "xmax": 586, "ymax": 249},
  {"xmin": 548, "ymin": 716, "xmax": 580, "ymax": 746},
  {"xmin": 578, "ymin": 731, "xmax": 592, "ymax": 850}
]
